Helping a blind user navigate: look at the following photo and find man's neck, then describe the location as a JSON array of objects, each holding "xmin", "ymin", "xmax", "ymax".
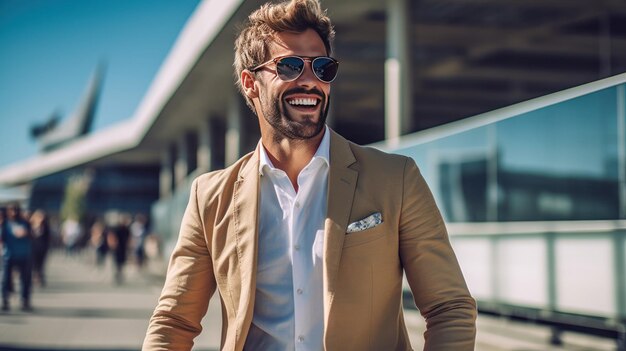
[{"xmin": 261, "ymin": 128, "xmax": 325, "ymax": 192}]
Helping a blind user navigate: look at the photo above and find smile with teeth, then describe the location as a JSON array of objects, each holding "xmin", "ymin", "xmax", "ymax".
[{"xmin": 287, "ymin": 97, "xmax": 319, "ymax": 107}]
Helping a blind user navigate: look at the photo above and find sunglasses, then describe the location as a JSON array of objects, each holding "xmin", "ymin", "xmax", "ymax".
[{"xmin": 250, "ymin": 55, "xmax": 339, "ymax": 83}]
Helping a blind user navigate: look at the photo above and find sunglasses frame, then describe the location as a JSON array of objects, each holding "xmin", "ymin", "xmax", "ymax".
[{"xmin": 249, "ymin": 55, "xmax": 339, "ymax": 83}]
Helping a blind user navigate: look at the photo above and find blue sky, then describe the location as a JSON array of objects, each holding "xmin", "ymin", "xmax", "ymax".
[{"xmin": 0, "ymin": 0, "xmax": 201, "ymax": 168}]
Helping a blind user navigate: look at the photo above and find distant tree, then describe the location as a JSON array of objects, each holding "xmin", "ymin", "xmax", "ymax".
[{"xmin": 60, "ymin": 172, "xmax": 92, "ymax": 221}]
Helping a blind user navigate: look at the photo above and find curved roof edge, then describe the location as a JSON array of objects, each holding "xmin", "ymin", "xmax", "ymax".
[
  {"xmin": 0, "ymin": 0, "xmax": 244, "ymax": 186},
  {"xmin": 373, "ymin": 71, "xmax": 626, "ymax": 151}
]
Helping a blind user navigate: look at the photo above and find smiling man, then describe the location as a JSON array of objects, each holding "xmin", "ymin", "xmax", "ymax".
[{"xmin": 143, "ymin": 1, "xmax": 476, "ymax": 350}]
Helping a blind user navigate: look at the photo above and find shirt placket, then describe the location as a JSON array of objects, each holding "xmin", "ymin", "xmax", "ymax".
[
  {"xmin": 293, "ymin": 165, "xmax": 315, "ymax": 350},
  {"xmin": 273, "ymin": 171, "xmax": 305, "ymax": 348},
  {"xmin": 292, "ymin": 172, "xmax": 305, "ymax": 349}
]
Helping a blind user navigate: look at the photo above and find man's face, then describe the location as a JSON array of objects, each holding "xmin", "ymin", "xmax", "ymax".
[{"xmin": 253, "ymin": 28, "xmax": 331, "ymax": 140}]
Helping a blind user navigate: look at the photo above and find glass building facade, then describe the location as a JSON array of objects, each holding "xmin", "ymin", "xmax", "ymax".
[
  {"xmin": 383, "ymin": 74, "xmax": 626, "ymax": 323},
  {"xmin": 394, "ymin": 83, "xmax": 624, "ymax": 223}
]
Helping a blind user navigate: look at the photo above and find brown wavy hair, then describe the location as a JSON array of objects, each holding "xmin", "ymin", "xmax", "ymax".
[{"xmin": 234, "ymin": 0, "xmax": 335, "ymax": 111}]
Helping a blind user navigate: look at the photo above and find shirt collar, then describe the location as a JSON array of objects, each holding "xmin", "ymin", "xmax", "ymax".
[{"xmin": 259, "ymin": 125, "xmax": 330, "ymax": 176}]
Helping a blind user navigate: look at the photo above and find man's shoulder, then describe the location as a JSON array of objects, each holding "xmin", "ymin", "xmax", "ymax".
[
  {"xmin": 343, "ymin": 137, "xmax": 411, "ymax": 170},
  {"xmin": 192, "ymin": 150, "xmax": 256, "ymax": 200}
]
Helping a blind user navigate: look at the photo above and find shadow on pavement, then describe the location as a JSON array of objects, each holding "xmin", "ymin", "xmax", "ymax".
[
  {"xmin": 0, "ymin": 347, "xmax": 217, "ymax": 351},
  {"xmin": 1, "ymin": 306, "xmax": 153, "ymax": 319}
]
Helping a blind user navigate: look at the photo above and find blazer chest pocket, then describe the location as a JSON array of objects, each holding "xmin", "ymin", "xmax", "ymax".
[{"xmin": 343, "ymin": 225, "xmax": 386, "ymax": 248}]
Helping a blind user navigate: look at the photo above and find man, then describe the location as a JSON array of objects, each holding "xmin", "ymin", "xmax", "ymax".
[
  {"xmin": 30, "ymin": 209, "xmax": 51, "ymax": 287},
  {"xmin": 144, "ymin": 0, "xmax": 476, "ymax": 350},
  {"xmin": 1, "ymin": 203, "xmax": 33, "ymax": 312}
]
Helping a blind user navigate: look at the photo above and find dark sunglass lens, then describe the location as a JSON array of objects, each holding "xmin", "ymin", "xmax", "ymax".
[
  {"xmin": 313, "ymin": 57, "xmax": 338, "ymax": 82},
  {"xmin": 276, "ymin": 57, "xmax": 305, "ymax": 81}
]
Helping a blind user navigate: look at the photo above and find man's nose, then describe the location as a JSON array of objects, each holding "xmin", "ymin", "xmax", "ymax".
[{"xmin": 297, "ymin": 62, "xmax": 318, "ymax": 86}]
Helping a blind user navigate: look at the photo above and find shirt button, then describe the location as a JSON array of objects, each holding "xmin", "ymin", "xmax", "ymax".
[
  {"xmin": 297, "ymin": 288, "xmax": 303, "ymax": 294},
  {"xmin": 298, "ymin": 335, "xmax": 304, "ymax": 342},
  {"xmin": 295, "ymin": 201, "xmax": 300, "ymax": 208},
  {"xmin": 294, "ymin": 244, "xmax": 300, "ymax": 251}
]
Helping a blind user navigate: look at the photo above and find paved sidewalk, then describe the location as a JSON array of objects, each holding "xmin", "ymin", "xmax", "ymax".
[
  {"xmin": 0, "ymin": 251, "xmax": 220, "ymax": 351},
  {"xmin": 0, "ymin": 251, "xmax": 617, "ymax": 351}
]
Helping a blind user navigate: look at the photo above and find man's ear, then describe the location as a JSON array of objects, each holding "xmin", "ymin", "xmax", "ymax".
[{"xmin": 241, "ymin": 70, "xmax": 259, "ymax": 99}]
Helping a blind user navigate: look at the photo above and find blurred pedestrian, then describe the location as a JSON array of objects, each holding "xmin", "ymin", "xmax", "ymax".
[
  {"xmin": 1, "ymin": 203, "xmax": 33, "ymax": 311},
  {"xmin": 107, "ymin": 212, "xmax": 131, "ymax": 285},
  {"xmin": 0, "ymin": 207, "xmax": 14, "ymax": 295},
  {"xmin": 0, "ymin": 208, "xmax": 6, "ymax": 291},
  {"xmin": 29, "ymin": 210, "xmax": 51, "ymax": 287},
  {"xmin": 130, "ymin": 213, "xmax": 149, "ymax": 268},
  {"xmin": 61, "ymin": 217, "xmax": 81, "ymax": 256},
  {"xmin": 90, "ymin": 219, "xmax": 108, "ymax": 267}
]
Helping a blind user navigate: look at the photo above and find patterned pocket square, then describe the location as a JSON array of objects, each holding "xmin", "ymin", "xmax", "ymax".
[{"xmin": 346, "ymin": 212, "xmax": 383, "ymax": 233}]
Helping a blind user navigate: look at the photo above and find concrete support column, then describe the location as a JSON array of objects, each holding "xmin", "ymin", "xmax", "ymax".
[
  {"xmin": 159, "ymin": 148, "xmax": 174, "ymax": 198},
  {"xmin": 225, "ymin": 94, "xmax": 243, "ymax": 166},
  {"xmin": 487, "ymin": 124, "xmax": 499, "ymax": 221},
  {"xmin": 197, "ymin": 118, "xmax": 212, "ymax": 173},
  {"xmin": 175, "ymin": 135, "xmax": 188, "ymax": 185},
  {"xmin": 618, "ymin": 85, "xmax": 626, "ymax": 219},
  {"xmin": 385, "ymin": 0, "xmax": 413, "ymax": 144}
]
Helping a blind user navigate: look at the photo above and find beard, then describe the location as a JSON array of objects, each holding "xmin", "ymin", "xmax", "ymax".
[{"xmin": 260, "ymin": 87, "xmax": 329, "ymax": 141}]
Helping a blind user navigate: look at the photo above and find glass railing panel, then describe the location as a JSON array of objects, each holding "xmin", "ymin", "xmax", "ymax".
[
  {"xmin": 389, "ymin": 77, "xmax": 626, "ymax": 323},
  {"xmin": 449, "ymin": 237, "xmax": 493, "ymax": 301},
  {"xmin": 395, "ymin": 126, "xmax": 492, "ymax": 222},
  {"xmin": 394, "ymin": 83, "xmax": 623, "ymax": 222},
  {"xmin": 555, "ymin": 234, "xmax": 616, "ymax": 316},
  {"xmin": 496, "ymin": 87, "xmax": 620, "ymax": 221},
  {"xmin": 496, "ymin": 236, "xmax": 548, "ymax": 308}
]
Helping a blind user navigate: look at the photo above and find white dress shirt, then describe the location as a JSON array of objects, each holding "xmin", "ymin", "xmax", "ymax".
[{"xmin": 244, "ymin": 127, "xmax": 329, "ymax": 351}]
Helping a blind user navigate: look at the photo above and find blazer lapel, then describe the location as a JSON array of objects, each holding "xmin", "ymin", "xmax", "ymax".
[
  {"xmin": 232, "ymin": 147, "xmax": 260, "ymax": 345},
  {"xmin": 323, "ymin": 130, "xmax": 358, "ymax": 324}
]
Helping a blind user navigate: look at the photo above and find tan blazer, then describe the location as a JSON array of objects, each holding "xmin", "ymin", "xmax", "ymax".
[{"xmin": 144, "ymin": 130, "xmax": 476, "ymax": 351}]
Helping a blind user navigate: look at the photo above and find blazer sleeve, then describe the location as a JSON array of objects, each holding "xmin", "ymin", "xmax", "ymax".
[
  {"xmin": 398, "ymin": 157, "xmax": 477, "ymax": 350},
  {"xmin": 143, "ymin": 178, "xmax": 217, "ymax": 351}
]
